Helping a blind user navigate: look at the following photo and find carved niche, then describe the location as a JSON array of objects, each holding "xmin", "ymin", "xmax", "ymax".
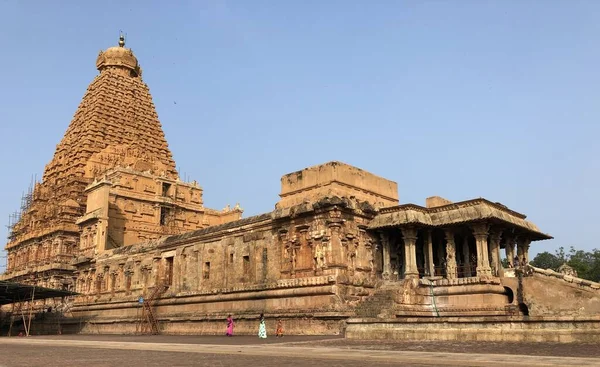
[{"xmin": 295, "ymin": 225, "xmax": 313, "ymax": 272}]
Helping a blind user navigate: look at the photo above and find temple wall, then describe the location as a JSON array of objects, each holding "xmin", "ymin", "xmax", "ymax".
[{"xmin": 69, "ymin": 197, "xmax": 380, "ymax": 335}]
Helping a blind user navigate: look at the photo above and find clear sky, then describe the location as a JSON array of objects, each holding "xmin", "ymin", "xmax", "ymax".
[{"xmin": 1, "ymin": 1, "xmax": 599, "ymax": 272}]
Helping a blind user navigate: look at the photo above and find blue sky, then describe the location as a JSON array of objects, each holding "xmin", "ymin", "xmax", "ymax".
[{"xmin": 1, "ymin": 1, "xmax": 599, "ymax": 271}]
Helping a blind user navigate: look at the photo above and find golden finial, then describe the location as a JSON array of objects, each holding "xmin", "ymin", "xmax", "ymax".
[{"xmin": 119, "ymin": 32, "xmax": 125, "ymax": 47}]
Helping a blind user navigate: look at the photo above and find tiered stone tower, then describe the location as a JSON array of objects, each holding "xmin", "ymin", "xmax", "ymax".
[{"xmin": 2, "ymin": 36, "xmax": 242, "ymax": 289}]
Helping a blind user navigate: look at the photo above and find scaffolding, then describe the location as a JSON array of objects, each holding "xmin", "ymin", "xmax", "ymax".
[
  {"xmin": 6, "ymin": 175, "xmax": 37, "ymax": 241},
  {"xmin": 1, "ymin": 280, "xmax": 77, "ymax": 336}
]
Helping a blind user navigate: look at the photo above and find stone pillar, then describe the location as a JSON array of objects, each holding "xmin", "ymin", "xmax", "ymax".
[
  {"xmin": 462, "ymin": 236, "xmax": 471, "ymax": 277},
  {"xmin": 425, "ymin": 230, "xmax": 435, "ymax": 277},
  {"xmin": 489, "ymin": 229, "xmax": 503, "ymax": 277},
  {"xmin": 517, "ymin": 236, "xmax": 531, "ymax": 264},
  {"xmin": 504, "ymin": 236, "xmax": 515, "ymax": 267},
  {"xmin": 471, "ymin": 223, "xmax": 492, "ymax": 278},
  {"xmin": 436, "ymin": 240, "xmax": 445, "ymax": 277},
  {"xmin": 444, "ymin": 230, "xmax": 457, "ymax": 279},
  {"xmin": 379, "ymin": 232, "xmax": 391, "ymax": 280},
  {"xmin": 523, "ymin": 238, "xmax": 531, "ymax": 264},
  {"xmin": 401, "ymin": 227, "xmax": 419, "ymax": 279}
]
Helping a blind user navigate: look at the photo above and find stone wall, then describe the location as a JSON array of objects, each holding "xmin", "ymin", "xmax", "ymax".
[
  {"xmin": 345, "ymin": 316, "xmax": 600, "ymax": 343},
  {"xmin": 277, "ymin": 162, "xmax": 398, "ymax": 209},
  {"xmin": 69, "ymin": 195, "xmax": 380, "ymax": 334}
]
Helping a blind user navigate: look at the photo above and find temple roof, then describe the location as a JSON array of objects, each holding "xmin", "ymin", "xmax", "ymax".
[
  {"xmin": 96, "ymin": 35, "xmax": 141, "ymax": 75},
  {"xmin": 369, "ymin": 198, "xmax": 552, "ymax": 241}
]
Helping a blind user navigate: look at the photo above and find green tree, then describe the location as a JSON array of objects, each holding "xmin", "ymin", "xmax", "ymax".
[
  {"xmin": 529, "ymin": 246, "xmax": 600, "ymax": 282},
  {"xmin": 554, "ymin": 246, "xmax": 568, "ymax": 263},
  {"xmin": 530, "ymin": 251, "xmax": 562, "ymax": 270},
  {"xmin": 567, "ymin": 247, "xmax": 600, "ymax": 282}
]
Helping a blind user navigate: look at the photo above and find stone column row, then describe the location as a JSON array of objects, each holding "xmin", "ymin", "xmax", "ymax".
[
  {"xmin": 379, "ymin": 224, "xmax": 531, "ymax": 281},
  {"xmin": 378, "ymin": 227, "xmax": 423, "ymax": 280},
  {"xmin": 504, "ymin": 235, "xmax": 531, "ymax": 267}
]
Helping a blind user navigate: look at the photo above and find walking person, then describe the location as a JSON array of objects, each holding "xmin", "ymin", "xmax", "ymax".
[
  {"xmin": 258, "ymin": 313, "xmax": 267, "ymax": 339},
  {"xmin": 275, "ymin": 319, "xmax": 284, "ymax": 338},
  {"xmin": 226, "ymin": 314, "xmax": 234, "ymax": 336}
]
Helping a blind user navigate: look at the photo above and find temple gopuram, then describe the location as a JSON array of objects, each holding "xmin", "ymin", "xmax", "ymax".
[{"xmin": 2, "ymin": 37, "xmax": 599, "ymax": 342}]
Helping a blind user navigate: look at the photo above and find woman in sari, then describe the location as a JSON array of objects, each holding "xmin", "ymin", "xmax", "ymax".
[
  {"xmin": 275, "ymin": 319, "xmax": 284, "ymax": 338},
  {"xmin": 258, "ymin": 313, "xmax": 267, "ymax": 339},
  {"xmin": 226, "ymin": 314, "xmax": 234, "ymax": 336}
]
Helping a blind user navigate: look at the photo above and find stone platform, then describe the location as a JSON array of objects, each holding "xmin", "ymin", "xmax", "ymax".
[{"xmin": 346, "ymin": 315, "xmax": 600, "ymax": 343}]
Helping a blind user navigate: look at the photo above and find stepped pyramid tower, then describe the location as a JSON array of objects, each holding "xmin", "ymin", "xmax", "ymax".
[{"xmin": 2, "ymin": 36, "xmax": 242, "ymax": 288}]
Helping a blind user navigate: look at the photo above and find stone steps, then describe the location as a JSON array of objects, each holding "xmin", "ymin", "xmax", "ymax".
[{"xmin": 355, "ymin": 287, "xmax": 396, "ymax": 318}]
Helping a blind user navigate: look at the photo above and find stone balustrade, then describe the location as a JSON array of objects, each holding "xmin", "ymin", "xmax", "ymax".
[{"xmin": 528, "ymin": 265, "xmax": 600, "ymax": 291}]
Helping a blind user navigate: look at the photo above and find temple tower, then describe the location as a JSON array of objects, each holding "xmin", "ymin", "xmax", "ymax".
[{"xmin": 2, "ymin": 36, "xmax": 241, "ymax": 288}]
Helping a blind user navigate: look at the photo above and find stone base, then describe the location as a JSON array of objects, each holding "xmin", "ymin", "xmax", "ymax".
[
  {"xmin": 11, "ymin": 313, "xmax": 348, "ymax": 336},
  {"xmin": 77, "ymin": 315, "xmax": 345, "ymax": 335},
  {"xmin": 345, "ymin": 316, "xmax": 600, "ymax": 343}
]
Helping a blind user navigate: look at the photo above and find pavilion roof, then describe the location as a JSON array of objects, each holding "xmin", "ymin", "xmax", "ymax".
[{"xmin": 369, "ymin": 198, "xmax": 552, "ymax": 241}]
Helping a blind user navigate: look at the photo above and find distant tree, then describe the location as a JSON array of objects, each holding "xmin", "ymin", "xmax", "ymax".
[
  {"xmin": 530, "ymin": 251, "xmax": 562, "ymax": 270},
  {"xmin": 555, "ymin": 246, "xmax": 568, "ymax": 263},
  {"xmin": 566, "ymin": 247, "xmax": 600, "ymax": 282},
  {"xmin": 590, "ymin": 249, "xmax": 600, "ymax": 282}
]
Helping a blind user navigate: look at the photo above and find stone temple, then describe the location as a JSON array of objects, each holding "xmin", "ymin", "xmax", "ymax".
[{"xmin": 2, "ymin": 37, "xmax": 599, "ymax": 342}]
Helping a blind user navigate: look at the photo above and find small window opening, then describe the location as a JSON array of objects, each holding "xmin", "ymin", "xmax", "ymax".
[
  {"xmin": 203, "ymin": 262, "xmax": 211, "ymax": 280},
  {"xmin": 162, "ymin": 182, "xmax": 171, "ymax": 197},
  {"xmin": 165, "ymin": 257, "xmax": 174, "ymax": 286},
  {"xmin": 230, "ymin": 253, "xmax": 234, "ymax": 263},
  {"xmin": 160, "ymin": 207, "xmax": 171, "ymax": 226},
  {"xmin": 243, "ymin": 255, "xmax": 250, "ymax": 275}
]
